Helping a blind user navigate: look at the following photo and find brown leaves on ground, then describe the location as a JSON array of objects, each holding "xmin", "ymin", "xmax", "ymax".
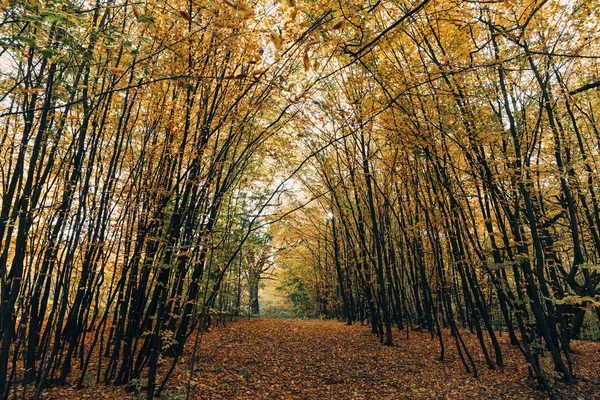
[
  {"xmin": 40, "ymin": 318, "xmax": 600, "ymax": 399},
  {"xmin": 184, "ymin": 318, "xmax": 600, "ymax": 399}
]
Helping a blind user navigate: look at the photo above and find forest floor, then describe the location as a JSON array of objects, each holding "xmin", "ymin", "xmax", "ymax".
[{"xmin": 38, "ymin": 318, "xmax": 600, "ymax": 400}]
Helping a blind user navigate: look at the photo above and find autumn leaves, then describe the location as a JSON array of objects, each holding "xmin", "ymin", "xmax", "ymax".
[{"xmin": 1, "ymin": 1, "xmax": 599, "ymax": 400}]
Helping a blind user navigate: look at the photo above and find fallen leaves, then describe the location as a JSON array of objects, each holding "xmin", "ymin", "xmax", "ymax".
[
  {"xmin": 178, "ymin": 319, "xmax": 600, "ymax": 399},
  {"xmin": 35, "ymin": 318, "xmax": 600, "ymax": 399}
]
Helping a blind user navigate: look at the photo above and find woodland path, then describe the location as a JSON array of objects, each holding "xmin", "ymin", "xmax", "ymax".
[
  {"xmin": 40, "ymin": 318, "xmax": 600, "ymax": 400},
  {"xmin": 168, "ymin": 318, "xmax": 598, "ymax": 400}
]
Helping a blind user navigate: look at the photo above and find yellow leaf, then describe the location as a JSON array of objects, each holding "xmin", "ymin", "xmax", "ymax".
[{"xmin": 252, "ymin": 68, "xmax": 267, "ymax": 77}]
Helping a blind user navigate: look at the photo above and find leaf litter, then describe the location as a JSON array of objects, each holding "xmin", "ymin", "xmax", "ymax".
[{"xmin": 39, "ymin": 318, "xmax": 600, "ymax": 399}]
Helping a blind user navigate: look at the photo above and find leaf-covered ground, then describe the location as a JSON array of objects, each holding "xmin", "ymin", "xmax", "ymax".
[{"xmin": 40, "ymin": 318, "xmax": 599, "ymax": 399}]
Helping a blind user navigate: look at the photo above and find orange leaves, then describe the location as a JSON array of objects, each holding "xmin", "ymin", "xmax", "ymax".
[
  {"xmin": 303, "ymin": 51, "xmax": 310, "ymax": 72},
  {"xmin": 222, "ymin": 0, "xmax": 254, "ymax": 19},
  {"xmin": 331, "ymin": 20, "xmax": 346, "ymax": 30},
  {"xmin": 73, "ymin": 318, "xmax": 594, "ymax": 400},
  {"xmin": 270, "ymin": 31, "xmax": 283, "ymax": 50},
  {"xmin": 131, "ymin": 2, "xmax": 141, "ymax": 20},
  {"xmin": 251, "ymin": 67, "xmax": 267, "ymax": 78},
  {"xmin": 237, "ymin": 3, "xmax": 254, "ymax": 19},
  {"xmin": 179, "ymin": 10, "xmax": 192, "ymax": 22},
  {"xmin": 21, "ymin": 87, "xmax": 45, "ymax": 94},
  {"xmin": 223, "ymin": 73, "xmax": 248, "ymax": 79}
]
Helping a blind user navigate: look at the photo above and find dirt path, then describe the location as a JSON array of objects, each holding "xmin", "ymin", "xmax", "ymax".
[
  {"xmin": 183, "ymin": 318, "xmax": 599, "ymax": 399},
  {"xmin": 40, "ymin": 318, "xmax": 599, "ymax": 399}
]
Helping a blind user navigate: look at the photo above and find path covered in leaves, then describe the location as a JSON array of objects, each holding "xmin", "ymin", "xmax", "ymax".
[
  {"xmin": 182, "ymin": 318, "xmax": 598, "ymax": 399},
  {"xmin": 41, "ymin": 318, "xmax": 599, "ymax": 399}
]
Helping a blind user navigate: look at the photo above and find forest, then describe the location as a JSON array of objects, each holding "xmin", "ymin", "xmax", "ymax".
[{"xmin": 1, "ymin": 0, "xmax": 599, "ymax": 398}]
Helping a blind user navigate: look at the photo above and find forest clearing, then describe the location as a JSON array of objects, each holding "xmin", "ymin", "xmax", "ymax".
[{"xmin": 2, "ymin": 0, "xmax": 600, "ymax": 398}]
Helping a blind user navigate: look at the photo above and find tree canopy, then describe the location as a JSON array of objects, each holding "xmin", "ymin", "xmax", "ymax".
[{"xmin": 1, "ymin": 0, "xmax": 599, "ymax": 398}]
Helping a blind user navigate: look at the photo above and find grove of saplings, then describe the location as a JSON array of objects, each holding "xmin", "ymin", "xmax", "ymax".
[{"xmin": 0, "ymin": 0, "xmax": 599, "ymax": 399}]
